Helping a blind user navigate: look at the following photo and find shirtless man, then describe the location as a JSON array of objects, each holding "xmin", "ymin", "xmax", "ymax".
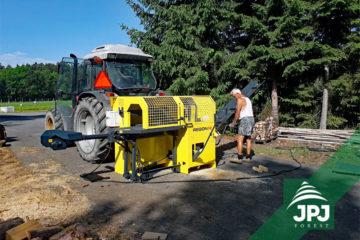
[{"xmin": 229, "ymin": 88, "xmax": 255, "ymax": 161}]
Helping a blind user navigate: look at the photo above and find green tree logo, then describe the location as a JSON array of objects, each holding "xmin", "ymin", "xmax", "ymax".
[{"xmin": 285, "ymin": 180, "xmax": 334, "ymax": 230}]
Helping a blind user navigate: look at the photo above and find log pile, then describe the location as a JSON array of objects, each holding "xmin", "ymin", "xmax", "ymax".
[
  {"xmin": 0, "ymin": 218, "xmax": 91, "ymax": 240},
  {"xmin": 252, "ymin": 117, "xmax": 278, "ymax": 143},
  {"xmin": 278, "ymin": 127, "xmax": 356, "ymax": 145}
]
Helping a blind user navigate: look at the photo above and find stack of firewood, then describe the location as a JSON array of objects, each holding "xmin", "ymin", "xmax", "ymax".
[
  {"xmin": 252, "ymin": 117, "xmax": 278, "ymax": 142},
  {"xmin": 0, "ymin": 218, "xmax": 91, "ymax": 240}
]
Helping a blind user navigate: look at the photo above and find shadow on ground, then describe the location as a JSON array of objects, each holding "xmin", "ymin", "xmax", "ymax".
[
  {"xmin": 0, "ymin": 114, "xmax": 44, "ymax": 122},
  {"xmin": 5, "ymin": 137, "xmax": 18, "ymax": 143},
  {"xmin": 216, "ymin": 140, "xmax": 255, "ymax": 165},
  {"xmin": 0, "ymin": 114, "xmax": 45, "ymax": 127},
  {"xmin": 69, "ymin": 157, "xmax": 360, "ymax": 240}
]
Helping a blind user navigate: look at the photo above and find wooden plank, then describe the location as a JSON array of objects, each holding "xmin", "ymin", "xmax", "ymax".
[
  {"xmin": 278, "ymin": 137, "xmax": 343, "ymax": 145},
  {"xmin": 279, "ymin": 129, "xmax": 354, "ymax": 136},
  {"xmin": 276, "ymin": 125, "xmax": 356, "ymax": 145},
  {"xmin": 5, "ymin": 220, "xmax": 42, "ymax": 240},
  {"xmin": 279, "ymin": 133, "xmax": 352, "ymax": 139},
  {"xmin": 280, "ymin": 135, "xmax": 346, "ymax": 143},
  {"xmin": 279, "ymin": 135, "xmax": 347, "ymax": 143},
  {"xmin": 278, "ymin": 127, "xmax": 355, "ymax": 134},
  {"xmin": 278, "ymin": 136, "xmax": 343, "ymax": 142},
  {"xmin": 279, "ymin": 132, "xmax": 352, "ymax": 139},
  {"xmin": 279, "ymin": 133, "xmax": 351, "ymax": 140},
  {"xmin": 142, "ymin": 231, "xmax": 168, "ymax": 240}
]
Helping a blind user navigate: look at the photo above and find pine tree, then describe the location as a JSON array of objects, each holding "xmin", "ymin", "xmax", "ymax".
[
  {"xmin": 123, "ymin": 0, "xmax": 240, "ymax": 107},
  {"xmin": 230, "ymin": 0, "xmax": 359, "ymax": 127}
]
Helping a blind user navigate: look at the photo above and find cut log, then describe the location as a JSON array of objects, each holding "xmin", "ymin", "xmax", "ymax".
[
  {"xmin": 5, "ymin": 220, "xmax": 42, "ymax": 240},
  {"xmin": 26, "ymin": 226, "xmax": 63, "ymax": 240},
  {"xmin": 258, "ymin": 165, "xmax": 269, "ymax": 173},
  {"xmin": 0, "ymin": 218, "xmax": 24, "ymax": 240},
  {"xmin": 49, "ymin": 224, "xmax": 85, "ymax": 240},
  {"xmin": 252, "ymin": 117, "xmax": 278, "ymax": 142}
]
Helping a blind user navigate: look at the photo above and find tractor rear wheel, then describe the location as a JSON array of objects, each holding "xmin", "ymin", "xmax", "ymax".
[
  {"xmin": 73, "ymin": 97, "xmax": 112, "ymax": 163},
  {"xmin": 45, "ymin": 109, "xmax": 64, "ymax": 130}
]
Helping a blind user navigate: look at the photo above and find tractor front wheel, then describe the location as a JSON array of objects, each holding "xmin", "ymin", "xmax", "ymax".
[
  {"xmin": 45, "ymin": 109, "xmax": 64, "ymax": 130},
  {"xmin": 73, "ymin": 97, "xmax": 112, "ymax": 163}
]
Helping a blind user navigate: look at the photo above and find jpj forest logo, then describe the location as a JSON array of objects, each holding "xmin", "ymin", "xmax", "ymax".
[{"xmin": 284, "ymin": 180, "xmax": 334, "ymax": 230}]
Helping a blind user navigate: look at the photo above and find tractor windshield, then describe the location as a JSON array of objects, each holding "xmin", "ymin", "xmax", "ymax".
[{"xmin": 106, "ymin": 60, "xmax": 156, "ymax": 90}]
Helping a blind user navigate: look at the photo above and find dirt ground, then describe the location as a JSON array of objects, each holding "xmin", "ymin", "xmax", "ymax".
[
  {"xmin": 0, "ymin": 136, "xmax": 345, "ymax": 239},
  {"xmin": 1, "ymin": 137, "xmax": 335, "ymax": 215}
]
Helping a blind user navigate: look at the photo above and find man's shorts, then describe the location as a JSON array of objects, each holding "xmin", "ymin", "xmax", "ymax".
[{"xmin": 238, "ymin": 116, "xmax": 255, "ymax": 136}]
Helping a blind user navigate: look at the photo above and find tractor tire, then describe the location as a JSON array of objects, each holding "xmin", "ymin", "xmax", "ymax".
[
  {"xmin": 45, "ymin": 108, "xmax": 64, "ymax": 130},
  {"xmin": 0, "ymin": 124, "xmax": 6, "ymax": 147},
  {"xmin": 73, "ymin": 97, "xmax": 112, "ymax": 163}
]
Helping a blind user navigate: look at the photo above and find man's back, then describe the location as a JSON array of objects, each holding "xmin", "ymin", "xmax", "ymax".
[{"xmin": 239, "ymin": 96, "xmax": 254, "ymax": 119}]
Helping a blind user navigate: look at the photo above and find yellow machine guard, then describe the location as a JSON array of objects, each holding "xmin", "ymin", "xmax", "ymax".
[{"xmin": 112, "ymin": 96, "xmax": 217, "ymax": 178}]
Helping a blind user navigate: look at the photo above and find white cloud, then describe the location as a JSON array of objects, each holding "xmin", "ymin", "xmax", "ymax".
[{"xmin": 0, "ymin": 52, "xmax": 55, "ymax": 67}]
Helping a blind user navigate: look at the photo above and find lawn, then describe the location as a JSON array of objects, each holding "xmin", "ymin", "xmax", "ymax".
[{"xmin": 0, "ymin": 101, "xmax": 55, "ymax": 112}]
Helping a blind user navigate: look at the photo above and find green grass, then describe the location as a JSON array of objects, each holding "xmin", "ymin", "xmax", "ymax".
[
  {"xmin": 253, "ymin": 144, "xmax": 311, "ymax": 159},
  {"xmin": 0, "ymin": 101, "xmax": 55, "ymax": 112}
]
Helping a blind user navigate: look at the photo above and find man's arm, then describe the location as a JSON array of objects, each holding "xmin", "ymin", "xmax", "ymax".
[{"xmin": 232, "ymin": 98, "xmax": 243, "ymax": 124}]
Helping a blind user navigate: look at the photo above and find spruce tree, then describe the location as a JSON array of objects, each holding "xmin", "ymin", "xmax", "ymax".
[{"xmin": 123, "ymin": 0, "xmax": 360, "ymax": 129}]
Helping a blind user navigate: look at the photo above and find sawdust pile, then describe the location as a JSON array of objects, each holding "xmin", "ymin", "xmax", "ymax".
[
  {"xmin": 0, "ymin": 147, "xmax": 90, "ymax": 225},
  {"xmin": 190, "ymin": 168, "xmax": 252, "ymax": 180}
]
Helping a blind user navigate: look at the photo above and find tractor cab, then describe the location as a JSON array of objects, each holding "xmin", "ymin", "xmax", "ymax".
[
  {"xmin": 56, "ymin": 45, "xmax": 158, "ymax": 108},
  {"xmin": 47, "ymin": 45, "xmax": 162, "ymax": 163},
  {"xmin": 86, "ymin": 45, "xmax": 157, "ymax": 93}
]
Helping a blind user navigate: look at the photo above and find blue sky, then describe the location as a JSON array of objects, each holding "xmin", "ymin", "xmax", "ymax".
[{"xmin": 0, "ymin": 0, "xmax": 142, "ymax": 66}]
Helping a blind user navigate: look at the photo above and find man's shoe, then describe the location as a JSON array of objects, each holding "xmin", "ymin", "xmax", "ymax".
[
  {"xmin": 242, "ymin": 154, "xmax": 252, "ymax": 163},
  {"xmin": 230, "ymin": 154, "xmax": 244, "ymax": 164}
]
